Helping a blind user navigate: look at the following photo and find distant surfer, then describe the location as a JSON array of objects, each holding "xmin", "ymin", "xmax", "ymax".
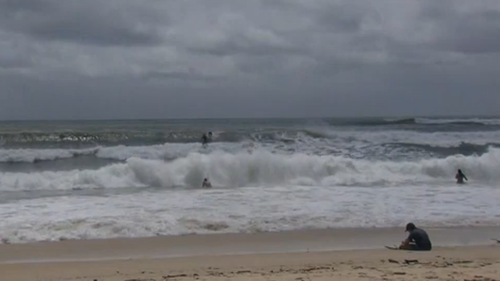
[
  {"xmin": 399, "ymin": 223, "xmax": 432, "ymax": 251},
  {"xmin": 202, "ymin": 178, "xmax": 212, "ymax": 188},
  {"xmin": 455, "ymin": 169, "xmax": 468, "ymax": 184},
  {"xmin": 201, "ymin": 133, "xmax": 209, "ymax": 147}
]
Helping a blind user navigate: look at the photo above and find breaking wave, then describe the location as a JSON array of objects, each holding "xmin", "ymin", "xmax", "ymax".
[{"xmin": 1, "ymin": 148, "xmax": 498, "ymax": 191}]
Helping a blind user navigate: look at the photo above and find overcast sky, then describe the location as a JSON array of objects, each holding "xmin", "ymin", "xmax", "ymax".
[{"xmin": 0, "ymin": 0, "xmax": 499, "ymax": 120}]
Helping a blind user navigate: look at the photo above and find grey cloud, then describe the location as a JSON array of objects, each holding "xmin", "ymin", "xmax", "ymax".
[
  {"xmin": 420, "ymin": 1, "xmax": 500, "ymax": 54},
  {"xmin": 438, "ymin": 10, "xmax": 500, "ymax": 54},
  {"xmin": 0, "ymin": 57, "xmax": 31, "ymax": 69},
  {"xmin": 0, "ymin": 0, "xmax": 53, "ymax": 12},
  {"xmin": 141, "ymin": 69, "xmax": 219, "ymax": 86},
  {"xmin": 0, "ymin": 0, "xmax": 500, "ymax": 119},
  {"xmin": 185, "ymin": 31, "xmax": 300, "ymax": 57},
  {"xmin": 315, "ymin": 2, "xmax": 378, "ymax": 34},
  {"xmin": 263, "ymin": 0, "xmax": 369, "ymax": 34}
]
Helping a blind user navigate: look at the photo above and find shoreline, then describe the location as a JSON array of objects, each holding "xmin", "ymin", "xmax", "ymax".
[
  {"xmin": 1, "ymin": 245, "xmax": 499, "ymax": 281},
  {"xmin": 1, "ymin": 226, "xmax": 499, "ymax": 264}
]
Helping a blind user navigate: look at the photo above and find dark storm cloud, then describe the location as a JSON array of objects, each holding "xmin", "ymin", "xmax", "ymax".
[
  {"xmin": 418, "ymin": 0, "xmax": 500, "ymax": 54},
  {"xmin": 0, "ymin": 0, "xmax": 499, "ymax": 119},
  {"xmin": 0, "ymin": 0, "xmax": 164, "ymax": 46},
  {"xmin": 0, "ymin": 57, "xmax": 31, "ymax": 69}
]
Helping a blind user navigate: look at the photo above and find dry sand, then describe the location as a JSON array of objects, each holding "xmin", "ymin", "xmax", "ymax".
[{"xmin": 1, "ymin": 229, "xmax": 499, "ymax": 281}]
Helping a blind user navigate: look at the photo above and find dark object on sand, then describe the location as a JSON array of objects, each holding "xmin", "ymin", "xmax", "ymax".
[{"xmin": 164, "ymin": 274, "xmax": 188, "ymax": 279}]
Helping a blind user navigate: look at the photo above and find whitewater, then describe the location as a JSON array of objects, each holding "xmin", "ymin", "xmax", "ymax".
[{"xmin": 0, "ymin": 118, "xmax": 500, "ymax": 244}]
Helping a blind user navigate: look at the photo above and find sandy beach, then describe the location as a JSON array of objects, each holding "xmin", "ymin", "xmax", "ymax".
[
  {"xmin": 1, "ymin": 229, "xmax": 499, "ymax": 281},
  {"xmin": 1, "ymin": 245, "xmax": 499, "ymax": 281}
]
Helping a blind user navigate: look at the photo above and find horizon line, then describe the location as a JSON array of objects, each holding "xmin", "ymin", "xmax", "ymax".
[{"xmin": 0, "ymin": 114, "xmax": 498, "ymax": 122}]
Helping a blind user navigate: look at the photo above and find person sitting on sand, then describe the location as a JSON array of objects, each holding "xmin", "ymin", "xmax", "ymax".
[
  {"xmin": 399, "ymin": 223, "xmax": 432, "ymax": 251},
  {"xmin": 202, "ymin": 178, "xmax": 212, "ymax": 188},
  {"xmin": 455, "ymin": 169, "xmax": 468, "ymax": 184}
]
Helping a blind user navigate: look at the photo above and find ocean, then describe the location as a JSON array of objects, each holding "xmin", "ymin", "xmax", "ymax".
[{"xmin": 0, "ymin": 117, "xmax": 499, "ymax": 244}]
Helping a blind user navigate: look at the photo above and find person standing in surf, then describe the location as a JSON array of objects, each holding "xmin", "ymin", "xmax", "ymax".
[
  {"xmin": 202, "ymin": 178, "xmax": 212, "ymax": 188},
  {"xmin": 456, "ymin": 169, "xmax": 468, "ymax": 184}
]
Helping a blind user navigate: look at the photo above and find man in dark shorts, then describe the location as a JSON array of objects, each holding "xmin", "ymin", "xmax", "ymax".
[{"xmin": 399, "ymin": 223, "xmax": 432, "ymax": 251}]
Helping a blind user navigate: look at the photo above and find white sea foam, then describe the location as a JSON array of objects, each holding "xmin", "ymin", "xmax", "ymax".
[
  {"xmin": 0, "ymin": 147, "xmax": 99, "ymax": 163},
  {"xmin": 1, "ymin": 183, "xmax": 500, "ymax": 244},
  {"xmin": 0, "ymin": 142, "xmax": 244, "ymax": 163}
]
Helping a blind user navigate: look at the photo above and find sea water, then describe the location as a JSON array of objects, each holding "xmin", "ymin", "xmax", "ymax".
[{"xmin": 0, "ymin": 117, "xmax": 499, "ymax": 243}]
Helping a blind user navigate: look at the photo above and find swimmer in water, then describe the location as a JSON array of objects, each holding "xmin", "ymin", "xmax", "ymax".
[
  {"xmin": 202, "ymin": 178, "xmax": 212, "ymax": 188},
  {"xmin": 455, "ymin": 169, "xmax": 468, "ymax": 184}
]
